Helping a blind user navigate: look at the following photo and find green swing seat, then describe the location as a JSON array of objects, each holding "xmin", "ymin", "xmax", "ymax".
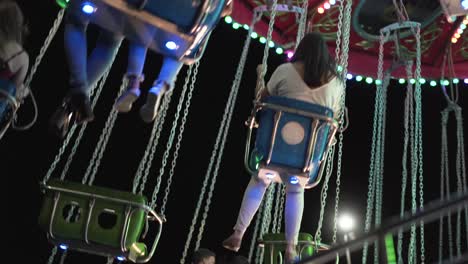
[
  {"xmin": 259, "ymin": 233, "xmax": 329, "ymax": 264},
  {"xmin": 38, "ymin": 179, "xmax": 163, "ymax": 263}
]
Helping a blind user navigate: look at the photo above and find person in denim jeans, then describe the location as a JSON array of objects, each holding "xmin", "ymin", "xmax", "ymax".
[{"xmin": 114, "ymin": 0, "xmax": 234, "ymax": 123}]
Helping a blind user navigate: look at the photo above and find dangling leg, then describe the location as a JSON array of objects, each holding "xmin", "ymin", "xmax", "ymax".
[
  {"xmin": 49, "ymin": 14, "xmax": 90, "ymax": 137},
  {"xmin": 284, "ymin": 181, "xmax": 304, "ymax": 263},
  {"xmin": 70, "ymin": 28, "xmax": 122, "ymax": 123},
  {"xmin": 222, "ymin": 176, "xmax": 270, "ymax": 251},
  {"xmin": 114, "ymin": 41, "xmax": 147, "ymax": 112},
  {"xmin": 140, "ymin": 56, "xmax": 183, "ymax": 123}
]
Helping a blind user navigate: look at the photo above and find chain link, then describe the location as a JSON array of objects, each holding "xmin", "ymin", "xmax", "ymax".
[
  {"xmin": 249, "ymin": 197, "xmax": 265, "ymax": 263},
  {"xmin": 272, "ymin": 183, "xmax": 282, "ymax": 233},
  {"xmin": 42, "ymin": 42, "xmax": 120, "ymax": 183},
  {"xmin": 133, "ymin": 89, "xmax": 174, "ymax": 193},
  {"xmin": 414, "ymin": 26, "xmax": 426, "ymax": 263},
  {"xmin": 314, "ymin": 146, "xmax": 335, "ymax": 245},
  {"xmin": 277, "ymin": 184, "xmax": 286, "ymax": 232},
  {"xmin": 46, "ymin": 246, "xmax": 58, "ymax": 264},
  {"xmin": 179, "ymin": 15, "xmax": 256, "ymax": 262},
  {"xmin": 295, "ymin": 0, "xmax": 309, "ymax": 49},
  {"xmin": 82, "ymin": 78, "xmax": 127, "ymax": 185},
  {"xmin": 397, "ymin": 63, "xmax": 413, "ymax": 264},
  {"xmin": 149, "ymin": 65, "xmax": 193, "ymax": 209},
  {"xmin": 24, "ymin": 9, "xmax": 65, "ymax": 90},
  {"xmin": 258, "ymin": 0, "xmax": 278, "ymax": 88},
  {"xmin": 362, "ymin": 30, "xmax": 385, "ymax": 264},
  {"xmin": 160, "ymin": 61, "xmax": 200, "ymax": 215}
]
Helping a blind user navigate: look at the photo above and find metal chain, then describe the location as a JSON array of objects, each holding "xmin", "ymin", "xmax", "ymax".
[
  {"xmin": 439, "ymin": 112, "xmax": 448, "ymax": 263},
  {"xmin": 277, "ymin": 184, "xmax": 286, "ymax": 232},
  {"xmin": 46, "ymin": 246, "xmax": 58, "ymax": 264},
  {"xmin": 149, "ymin": 67, "xmax": 192, "ymax": 210},
  {"xmin": 42, "ymin": 43, "xmax": 120, "ymax": 183},
  {"xmin": 397, "ymin": 63, "xmax": 413, "ymax": 264},
  {"xmin": 132, "ymin": 89, "xmax": 174, "ymax": 193},
  {"xmin": 315, "ymin": 146, "xmax": 335, "ymax": 245},
  {"xmin": 412, "ymin": 25, "xmax": 425, "ymax": 263},
  {"xmin": 82, "ymin": 79, "xmax": 127, "ymax": 185},
  {"xmin": 59, "ymin": 250, "xmax": 67, "ymax": 264},
  {"xmin": 59, "ymin": 64, "xmax": 116, "ymax": 180},
  {"xmin": 160, "ymin": 61, "xmax": 200, "ymax": 215},
  {"xmin": 362, "ymin": 30, "xmax": 386, "ymax": 264},
  {"xmin": 331, "ymin": 0, "xmax": 352, "ymax": 252},
  {"xmin": 408, "ymin": 59, "xmax": 417, "ymax": 264},
  {"xmin": 179, "ymin": 14, "xmax": 258, "ymax": 263},
  {"xmin": 24, "ymin": 9, "xmax": 65, "ymax": 90},
  {"xmin": 248, "ymin": 198, "xmax": 265, "ymax": 262},
  {"xmin": 334, "ymin": 0, "xmax": 345, "ymax": 64},
  {"xmin": 272, "ymin": 183, "xmax": 282, "ymax": 233},
  {"xmin": 295, "ymin": 0, "xmax": 309, "ymax": 49},
  {"xmin": 256, "ymin": 185, "xmax": 275, "ymax": 264},
  {"xmin": 258, "ymin": 0, "xmax": 278, "ymax": 90}
]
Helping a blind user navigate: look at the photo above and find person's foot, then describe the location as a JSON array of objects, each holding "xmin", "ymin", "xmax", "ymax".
[
  {"xmin": 139, "ymin": 81, "xmax": 167, "ymax": 123},
  {"xmin": 114, "ymin": 88, "xmax": 140, "ymax": 113},
  {"xmin": 284, "ymin": 245, "xmax": 298, "ymax": 264},
  {"xmin": 69, "ymin": 92, "xmax": 94, "ymax": 124},
  {"xmin": 222, "ymin": 229, "xmax": 243, "ymax": 252},
  {"xmin": 49, "ymin": 99, "xmax": 74, "ymax": 138}
]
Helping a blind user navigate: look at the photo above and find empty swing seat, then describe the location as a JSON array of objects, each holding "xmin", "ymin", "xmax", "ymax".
[
  {"xmin": 259, "ymin": 233, "xmax": 329, "ymax": 264},
  {"xmin": 61, "ymin": 0, "xmax": 228, "ymax": 64},
  {"xmin": 247, "ymin": 96, "xmax": 338, "ymax": 188},
  {"xmin": 38, "ymin": 179, "xmax": 163, "ymax": 263}
]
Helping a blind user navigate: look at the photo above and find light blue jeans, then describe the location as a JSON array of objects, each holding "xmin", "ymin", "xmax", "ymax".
[
  {"xmin": 65, "ymin": 12, "xmax": 183, "ymax": 96},
  {"xmin": 127, "ymin": 42, "xmax": 183, "ymax": 90}
]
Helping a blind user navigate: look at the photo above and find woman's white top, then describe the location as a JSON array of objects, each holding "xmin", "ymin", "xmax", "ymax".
[{"xmin": 267, "ymin": 62, "xmax": 343, "ymax": 118}]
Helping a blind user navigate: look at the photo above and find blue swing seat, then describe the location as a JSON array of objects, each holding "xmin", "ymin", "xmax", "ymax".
[
  {"xmin": 0, "ymin": 79, "xmax": 18, "ymax": 138},
  {"xmin": 0, "ymin": 78, "xmax": 17, "ymax": 120},
  {"xmin": 246, "ymin": 96, "xmax": 338, "ymax": 189},
  {"xmin": 63, "ymin": 0, "xmax": 228, "ymax": 64}
]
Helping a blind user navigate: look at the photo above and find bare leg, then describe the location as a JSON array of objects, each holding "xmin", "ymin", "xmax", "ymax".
[
  {"xmin": 223, "ymin": 177, "xmax": 270, "ymax": 251},
  {"xmin": 284, "ymin": 182, "xmax": 304, "ymax": 263}
]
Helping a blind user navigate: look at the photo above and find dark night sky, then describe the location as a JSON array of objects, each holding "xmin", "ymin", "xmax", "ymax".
[{"xmin": 4, "ymin": 1, "xmax": 468, "ymax": 263}]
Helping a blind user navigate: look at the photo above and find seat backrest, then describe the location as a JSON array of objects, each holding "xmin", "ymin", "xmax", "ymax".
[
  {"xmin": 253, "ymin": 96, "xmax": 335, "ymax": 181},
  {"xmin": 38, "ymin": 179, "xmax": 148, "ymax": 249}
]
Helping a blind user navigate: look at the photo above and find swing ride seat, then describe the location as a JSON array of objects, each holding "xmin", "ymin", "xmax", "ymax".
[
  {"xmin": 0, "ymin": 78, "xmax": 18, "ymax": 122},
  {"xmin": 38, "ymin": 179, "xmax": 163, "ymax": 263},
  {"xmin": 246, "ymin": 96, "xmax": 338, "ymax": 189},
  {"xmin": 60, "ymin": 0, "xmax": 228, "ymax": 64},
  {"xmin": 258, "ymin": 232, "xmax": 329, "ymax": 264}
]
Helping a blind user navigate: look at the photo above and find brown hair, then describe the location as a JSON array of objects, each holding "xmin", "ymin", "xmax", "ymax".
[{"xmin": 0, "ymin": 0, "xmax": 27, "ymax": 44}]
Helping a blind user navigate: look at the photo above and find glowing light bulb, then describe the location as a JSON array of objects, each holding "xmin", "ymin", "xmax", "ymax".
[
  {"xmin": 318, "ymin": 7, "xmax": 325, "ymax": 14},
  {"xmin": 224, "ymin": 16, "xmax": 233, "ymax": 24},
  {"xmin": 82, "ymin": 2, "xmax": 96, "ymax": 14},
  {"xmin": 289, "ymin": 176, "xmax": 299, "ymax": 185},
  {"xmin": 461, "ymin": 0, "xmax": 468, "ymax": 10},
  {"xmin": 324, "ymin": 2, "xmax": 331, "ymax": 9},
  {"xmin": 165, "ymin": 41, "xmax": 178, "ymax": 50}
]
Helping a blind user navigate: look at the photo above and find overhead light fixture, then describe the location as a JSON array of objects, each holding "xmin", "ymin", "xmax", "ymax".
[{"xmin": 462, "ymin": 0, "xmax": 468, "ymax": 10}]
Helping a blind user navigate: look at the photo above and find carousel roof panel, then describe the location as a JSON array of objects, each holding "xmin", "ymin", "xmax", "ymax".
[{"xmin": 230, "ymin": 0, "xmax": 468, "ymax": 78}]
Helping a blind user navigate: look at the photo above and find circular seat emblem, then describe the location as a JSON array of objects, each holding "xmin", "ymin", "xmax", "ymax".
[{"xmin": 281, "ymin": 121, "xmax": 305, "ymax": 145}]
